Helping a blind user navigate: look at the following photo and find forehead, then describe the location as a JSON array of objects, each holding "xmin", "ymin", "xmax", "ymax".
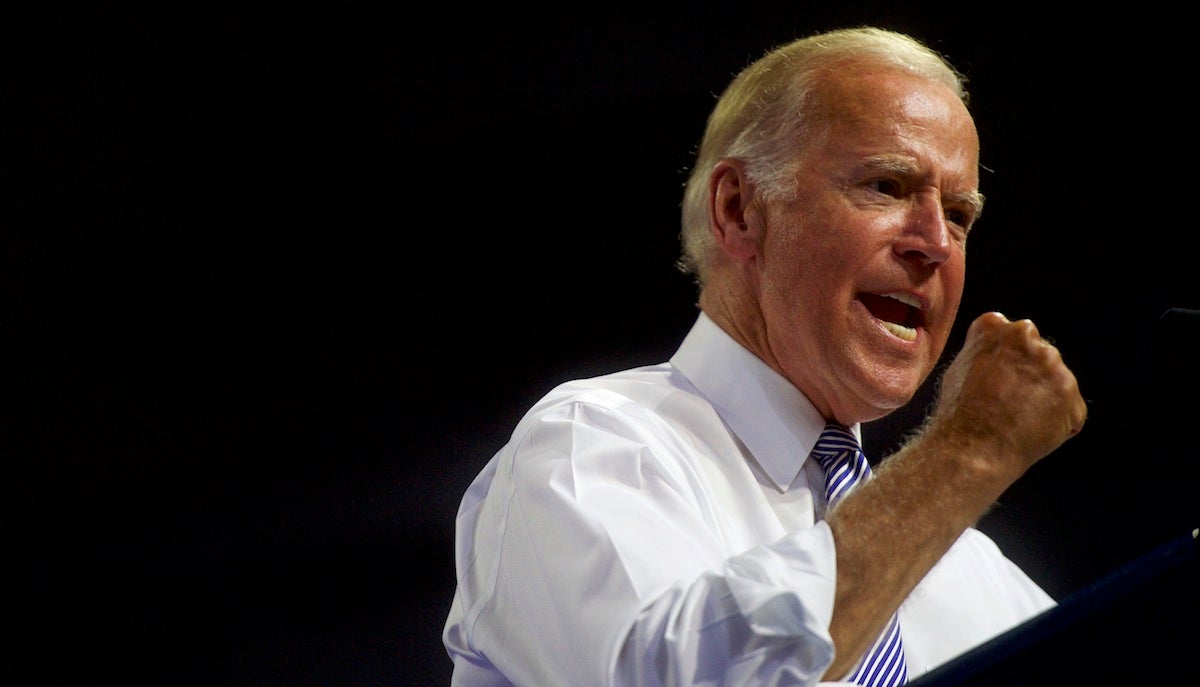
[{"xmin": 810, "ymin": 66, "xmax": 979, "ymax": 184}]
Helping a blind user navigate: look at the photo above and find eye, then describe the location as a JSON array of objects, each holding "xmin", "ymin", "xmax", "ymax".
[
  {"xmin": 867, "ymin": 178, "xmax": 903, "ymax": 197},
  {"xmin": 945, "ymin": 206, "xmax": 977, "ymax": 233}
]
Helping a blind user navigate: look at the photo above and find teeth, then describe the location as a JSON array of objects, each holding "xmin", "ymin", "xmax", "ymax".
[
  {"xmin": 883, "ymin": 292, "xmax": 921, "ymax": 309},
  {"xmin": 883, "ymin": 321, "xmax": 917, "ymax": 341}
]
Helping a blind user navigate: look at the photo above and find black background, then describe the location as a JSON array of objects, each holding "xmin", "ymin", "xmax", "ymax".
[{"xmin": 10, "ymin": 5, "xmax": 1199, "ymax": 685}]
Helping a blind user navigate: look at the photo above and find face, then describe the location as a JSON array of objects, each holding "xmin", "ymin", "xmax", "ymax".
[{"xmin": 748, "ymin": 67, "xmax": 981, "ymax": 424}]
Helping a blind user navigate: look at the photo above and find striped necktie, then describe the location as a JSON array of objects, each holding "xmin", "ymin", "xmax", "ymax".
[{"xmin": 811, "ymin": 423, "xmax": 908, "ymax": 687}]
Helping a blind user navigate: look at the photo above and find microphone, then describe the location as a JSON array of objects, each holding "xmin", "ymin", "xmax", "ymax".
[
  {"xmin": 1159, "ymin": 306, "xmax": 1200, "ymax": 328},
  {"xmin": 1155, "ymin": 307, "xmax": 1199, "ymax": 373}
]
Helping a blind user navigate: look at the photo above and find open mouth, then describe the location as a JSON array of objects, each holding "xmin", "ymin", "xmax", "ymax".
[{"xmin": 859, "ymin": 292, "xmax": 924, "ymax": 341}]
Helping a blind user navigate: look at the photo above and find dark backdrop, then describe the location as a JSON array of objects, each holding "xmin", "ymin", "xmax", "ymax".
[{"xmin": 10, "ymin": 5, "xmax": 1198, "ymax": 685}]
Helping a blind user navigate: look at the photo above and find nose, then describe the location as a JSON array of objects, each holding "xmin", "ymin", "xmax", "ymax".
[{"xmin": 893, "ymin": 193, "xmax": 953, "ymax": 266}]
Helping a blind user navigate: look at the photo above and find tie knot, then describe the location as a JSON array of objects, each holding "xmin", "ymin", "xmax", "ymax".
[
  {"xmin": 811, "ymin": 423, "xmax": 860, "ymax": 467},
  {"xmin": 812, "ymin": 423, "xmax": 870, "ymax": 505}
]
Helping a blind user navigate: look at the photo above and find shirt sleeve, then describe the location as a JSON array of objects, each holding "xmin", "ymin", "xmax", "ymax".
[{"xmin": 447, "ymin": 397, "xmax": 839, "ymax": 687}]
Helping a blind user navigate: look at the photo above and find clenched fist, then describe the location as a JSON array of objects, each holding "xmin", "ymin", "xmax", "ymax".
[{"xmin": 929, "ymin": 311, "xmax": 1088, "ymax": 479}]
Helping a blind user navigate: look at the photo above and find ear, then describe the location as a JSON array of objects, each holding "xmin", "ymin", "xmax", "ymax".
[{"xmin": 708, "ymin": 159, "xmax": 760, "ymax": 261}]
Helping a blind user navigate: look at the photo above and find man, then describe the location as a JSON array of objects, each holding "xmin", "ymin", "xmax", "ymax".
[{"xmin": 443, "ymin": 26, "xmax": 1087, "ymax": 686}]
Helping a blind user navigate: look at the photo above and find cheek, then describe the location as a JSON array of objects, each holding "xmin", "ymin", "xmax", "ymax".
[
  {"xmin": 763, "ymin": 237, "xmax": 861, "ymax": 326},
  {"xmin": 943, "ymin": 254, "xmax": 967, "ymax": 303},
  {"xmin": 760, "ymin": 198, "xmax": 863, "ymax": 300},
  {"xmin": 933, "ymin": 258, "xmax": 967, "ymax": 335},
  {"xmin": 761, "ymin": 228, "xmax": 819, "ymax": 297}
]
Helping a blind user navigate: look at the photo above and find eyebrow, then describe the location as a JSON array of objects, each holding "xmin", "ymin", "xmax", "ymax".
[
  {"xmin": 948, "ymin": 190, "xmax": 985, "ymax": 220},
  {"xmin": 862, "ymin": 156, "xmax": 985, "ymax": 217}
]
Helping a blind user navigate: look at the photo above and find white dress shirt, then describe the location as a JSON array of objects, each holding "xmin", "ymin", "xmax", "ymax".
[{"xmin": 443, "ymin": 313, "xmax": 1055, "ymax": 686}]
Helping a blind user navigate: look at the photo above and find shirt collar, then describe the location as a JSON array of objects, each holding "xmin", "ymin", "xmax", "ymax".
[{"xmin": 669, "ymin": 312, "xmax": 861, "ymax": 491}]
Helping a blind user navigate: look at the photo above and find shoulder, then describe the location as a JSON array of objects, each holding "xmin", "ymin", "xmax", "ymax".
[
  {"xmin": 496, "ymin": 362, "xmax": 726, "ymax": 480},
  {"xmin": 523, "ymin": 362, "xmax": 708, "ymax": 433}
]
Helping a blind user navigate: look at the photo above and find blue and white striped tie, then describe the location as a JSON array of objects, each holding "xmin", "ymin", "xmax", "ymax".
[{"xmin": 811, "ymin": 423, "xmax": 908, "ymax": 687}]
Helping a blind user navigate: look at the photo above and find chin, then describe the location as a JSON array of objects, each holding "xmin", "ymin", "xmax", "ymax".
[{"xmin": 854, "ymin": 371, "xmax": 922, "ymax": 419}]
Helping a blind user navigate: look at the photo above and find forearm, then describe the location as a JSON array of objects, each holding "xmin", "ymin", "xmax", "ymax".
[
  {"xmin": 821, "ymin": 425, "xmax": 1025, "ymax": 679},
  {"xmin": 617, "ymin": 527, "xmax": 842, "ymax": 686},
  {"xmin": 463, "ymin": 521, "xmax": 846, "ymax": 686}
]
